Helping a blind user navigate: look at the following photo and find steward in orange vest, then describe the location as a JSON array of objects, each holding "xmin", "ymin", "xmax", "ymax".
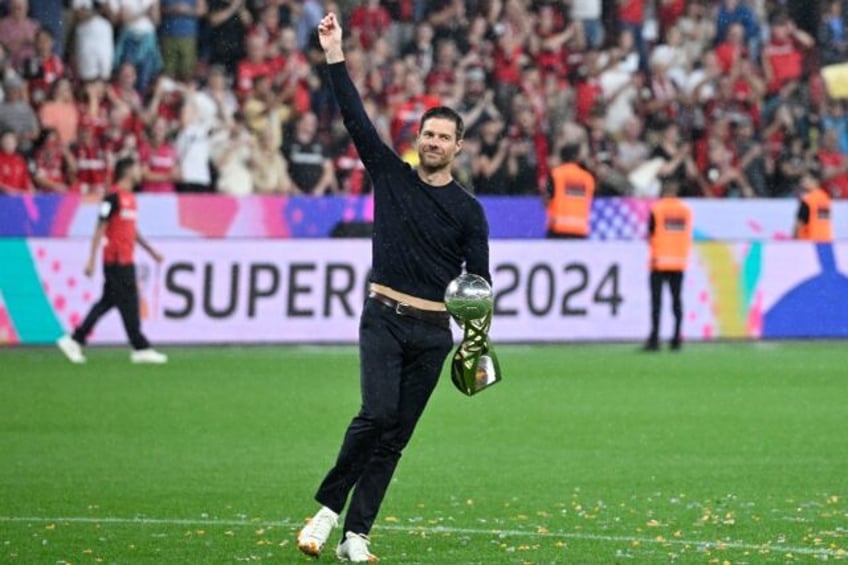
[
  {"xmin": 645, "ymin": 177, "xmax": 692, "ymax": 352},
  {"xmin": 545, "ymin": 144, "xmax": 595, "ymax": 239},
  {"xmin": 794, "ymin": 171, "xmax": 833, "ymax": 242}
]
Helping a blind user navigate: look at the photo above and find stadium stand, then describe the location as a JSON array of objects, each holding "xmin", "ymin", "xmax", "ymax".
[{"xmin": 0, "ymin": 0, "xmax": 844, "ymax": 199}]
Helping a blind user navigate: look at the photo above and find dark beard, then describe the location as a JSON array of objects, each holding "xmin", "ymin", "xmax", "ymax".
[{"xmin": 418, "ymin": 152, "xmax": 451, "ymax": 174}]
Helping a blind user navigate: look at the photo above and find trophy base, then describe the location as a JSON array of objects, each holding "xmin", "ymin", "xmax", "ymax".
[{"xmin": 450, "ymin": 341, "xmax": 502, "ymax": 396}]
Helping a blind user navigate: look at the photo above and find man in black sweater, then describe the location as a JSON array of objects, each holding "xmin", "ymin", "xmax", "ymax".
[{"xmin": 296, "ymin": 12, "xmax": 492, "ymax": 563}]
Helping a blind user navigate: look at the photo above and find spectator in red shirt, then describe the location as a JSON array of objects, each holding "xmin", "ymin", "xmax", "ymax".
[
  {"xmin": 713, "ymin": 22, "xmax": 747, "ymax": 74},
  {"xmin": 101, "ymin": 104, "xmax": 141, "ymax": 163},
  {"xmin": 139, "ymin": 116, "xmax": 180, "ymax": 193},
  {"xmin": 492, "ymin": 22, "xmax": 528, "ymax": 112},
  {"xmin": 70, "ymin": 126, "xmax": 110, "ymax": 195},
  {"xmin": 142, "ymin": 75, "xmax": 187, "ymax": 132},
  {"xmin": 701, "ymin": 132, "xmax": 754, "ymax": 197},
  {"xmin": 425, "ymin": 39, "xmax": 465, "ymax": 105},
  {"xmin": 22, "ymin": 27, "xmax": 64, "ymax": 107},
  {"xmin": 268, "ymin": 26, "xmax": 313, "ymax": 115},
  {"xmin": 390, "ymin": 70, "xmax": 441, "ymax": 155},
  {"xmin": 107, "ymin": 62, "xmax": 147, "ymax": 140},
  {"xmin": 333, "ymin": 135, "xmax": 369, "ymax": 195},
  {"xmin": 818, "ymin": 129, "xmax": 848, "ymax": 198},
  {"xmin": 762, "ymin": 13, "xmax": 814, "ymax": 96},
  {"xmin": 78, "ymin": 78, "xmax": 110, "ymax": 139},
  {"xmin": 573, "ymin": 51, "xmax": 604, "ymax": 126},
  {"xmin": 658, "ymin": 0, "xmax": 686, "ymax": 40},
  {"xmin": 349, "ymin": 0, "xmax": 391, "ymax": 51},
  {"xmin": 529, "ymin": 2, "xmax": 578, "ymax": 80},
  {"xmin": 108, "ymin": 62, "xmax": 145, "ymax": 119},
  {"xmin": 518, "ymin": 64, "xmax": 548, "ymax": 128},
  {"xmin": 0, "ymin": 130, "xmax": 33, "ymax": 194},
  {"xmin": 236, "ymin": 33, "xmax": 273, "ymax": 99},
  {"xmin": 32, "ymin": 128, "xmax": 71, "ymax": 193},
  {"xmin": 704, "ymin": 61, "xmax": 763, "ymax": 132}
]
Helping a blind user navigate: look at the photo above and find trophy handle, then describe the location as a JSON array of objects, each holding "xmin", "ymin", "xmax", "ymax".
[{"xmin": 450, "ymin": 312, "xmax": 503, "ymax": 396}]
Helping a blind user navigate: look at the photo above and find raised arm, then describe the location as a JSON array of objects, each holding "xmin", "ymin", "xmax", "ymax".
[{"xmin": 318, "ymin": 12, "xmax": 394, "ymax": 172}]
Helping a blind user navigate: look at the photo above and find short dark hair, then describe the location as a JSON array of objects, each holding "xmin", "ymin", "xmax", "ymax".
[
  {"xmin": 114, "ymin": 156, "xmax": 137, "ymax": 182},
  {"xmin": 36, "ymin": 27, "xmax": 55, "ymax": 40},
  {"xmin": 560, "ymin": 143, "xmax": 581, "ymax": 162},
  {"xmin": 419, "ymin": 106, "xmax": 464, "ymax": 141},
  {"xmin": 660, "ymin": 175, "xmax": 680, "ymax": 196}
]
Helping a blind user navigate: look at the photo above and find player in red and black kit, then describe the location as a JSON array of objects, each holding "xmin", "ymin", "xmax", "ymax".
[{"xmin": 57, "ymin": 157, "xmax": 168, "ymax": 364}]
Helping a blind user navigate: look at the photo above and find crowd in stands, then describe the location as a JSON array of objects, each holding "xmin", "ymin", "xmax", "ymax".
[{"xmin": 0, "ymin": 0, "xmax": 846, "ymax": 198}]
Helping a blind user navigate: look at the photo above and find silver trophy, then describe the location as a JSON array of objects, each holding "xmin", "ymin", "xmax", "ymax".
[{"xmin": 444, "ymin": 274, "xmax": 503, "ymax": 396}]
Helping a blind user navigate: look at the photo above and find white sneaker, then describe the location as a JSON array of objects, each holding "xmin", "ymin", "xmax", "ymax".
[
  {"xmin": 130, "ymin": 349, "xmax": 168, "ymax": 364},
  {"xmin": 297, "ymin": 506, "xmax": 338, "ymax": 557},
  {"xmin": 57, "ymin": 335, "xmax": 86, "ymax": 364},
  {"xmin": 336, "ymin": 531, "xmax": 378, "ymax": 563}
]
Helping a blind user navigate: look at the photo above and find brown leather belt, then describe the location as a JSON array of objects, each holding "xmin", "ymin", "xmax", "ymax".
[{"xmin": 368, "ymin": 291, "xmax": 451, "ymax": 328}]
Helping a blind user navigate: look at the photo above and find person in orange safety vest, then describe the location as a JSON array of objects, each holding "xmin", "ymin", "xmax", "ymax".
[
  {"xmin": 793, "ymin": 170, "xmax": 833, "ymax": 242},
  {"xmin": 645, "ymin": 176, "xmax": 692, "ymax": 351},
  {"xmin": 545, "ymin": 144, "xmax": 595, "ymax": 238}
]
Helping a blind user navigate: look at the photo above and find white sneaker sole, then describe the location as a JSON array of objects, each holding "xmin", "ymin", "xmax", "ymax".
[
  {"xmin": 56, "ymin": 337, "xmax": 85, "ymax": 364},
  {"xmin": 335, "ymin": 551, "xmax": 379, "ymax": 563}
]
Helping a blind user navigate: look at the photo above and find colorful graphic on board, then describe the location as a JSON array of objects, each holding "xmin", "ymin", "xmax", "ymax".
[
  {"xmin": 1, "ymin": 196, "xmax": 846, "ymax": 240},
  {"xmin": 1, "ymin": 239, "xmax": 846, "ymax": 345}
]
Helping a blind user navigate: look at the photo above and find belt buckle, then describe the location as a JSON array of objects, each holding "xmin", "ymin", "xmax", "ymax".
[{"xmin": 395, "ymin": 302, "xmax": 411, "ymax": 316}]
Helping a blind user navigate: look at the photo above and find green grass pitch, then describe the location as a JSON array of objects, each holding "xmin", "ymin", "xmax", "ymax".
[{"xmin": 1, "ymin": 342, "xmax": 847, "ymax": 564}]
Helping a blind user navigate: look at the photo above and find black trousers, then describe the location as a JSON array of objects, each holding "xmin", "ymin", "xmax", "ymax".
[
  {"xmin": 315, "ymin": 297, "xmax": 453, "ymax": 535},
  {"xmin": 73, "ymin": 263, "xmax": 151, "ymax": 350},
  {"xmin": 648, "ymin": 270, "xmax": 684, "ymax": 343}
]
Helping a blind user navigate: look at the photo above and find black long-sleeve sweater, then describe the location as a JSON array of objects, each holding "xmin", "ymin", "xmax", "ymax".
[{"xmin": 326, "ymin": 61, "xmax": 491, "ymax": 302}]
